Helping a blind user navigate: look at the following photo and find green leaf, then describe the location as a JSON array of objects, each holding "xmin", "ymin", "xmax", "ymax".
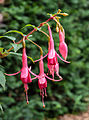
[
  {"xmin": 0, "ymin": 71, "xmax": 6, "ymax": 90},
  {"xmin": 9, "ymin": 52, "xmax": 34, "ymax": 63},
  {"xmin": 0, "ymin": 36, "xmax": 16, "ymax": 41},
  {"xmin": 0, "ymin": 48, "xmax": 8, "ymax": 54},
  {"xmin": 4, "ymin": 30, "xmax": 24, "ymax": 36},
  {"xmin": 24, "ymin": 34, "xmax": 32, "ymax": 37},
  {"xmin": 0, "ymin": 48, "xmax": 4, "ymax": 53},
  {"xmin": 21, "ymin": 24, "xmax": 41, "ymax": 31},
  {"xmin": 10, "ymin": 43, "xmax": 22, "ymax": 52},
  {"xmin": 0, "ymin": 104, "xmax": 3, "ymax": 113},
  {"xmin": 47, "ymin": 13, "xmax": 52, "ymax": 17}
]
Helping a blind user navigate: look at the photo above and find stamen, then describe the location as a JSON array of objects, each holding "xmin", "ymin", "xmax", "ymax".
[
  {"xmin": 42, "ymin": 89, "xmax": 45, "ymax": 108},
  {"xmin": 26, "ymin": 90, "xmax": 29, "ymax": 104},
  {"xmin": 40, "ymin": 89, "xmax": 42, "ymax": 96},
  {"xmin": 45, "ymin": 88, "xmax": 47, "ymax": 97},
  {"xmin": 24, "ymin": 84, "xmax": 29, "ymax": 104}
]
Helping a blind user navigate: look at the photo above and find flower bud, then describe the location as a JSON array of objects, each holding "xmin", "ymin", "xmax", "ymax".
[{"xmin": 59, "ymin": 41, "xmax": 68, "ymax": 60}]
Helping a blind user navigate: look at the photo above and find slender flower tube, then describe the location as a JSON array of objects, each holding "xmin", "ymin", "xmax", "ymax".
[
  {"xmin": 5, "ymin": 47, "xmax": 34, "ymax": 104},
  {"xmin": 59, "ymin": 29, "xmax": 68, "ymax": 60}
]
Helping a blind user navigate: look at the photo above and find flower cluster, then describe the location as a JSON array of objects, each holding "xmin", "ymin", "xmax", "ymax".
[
  {"xmin": 5, "ymin": 24, "xmax": 69, "ymax": 107},
  {"xmin": 3, "ymin": 9, "xmax": 69, "ymax": 107}
]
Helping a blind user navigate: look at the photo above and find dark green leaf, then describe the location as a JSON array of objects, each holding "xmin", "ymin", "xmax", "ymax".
[
  {"xmin": 0, "ymin": 104, "xmax": 3, "ymax": 113},
  {"xmin": 10, "ymin": 43, "xmax": 22, "ymax": 52},
  {"xmin": 22, "ymin": 24, "xmax": 41, "ymax": 31},
  {"xmin": 4, "ymin": 30, "xmax": 24, "ymax": 36},
  {"xmin": 0, "ymin": 71, "xmax": 6, "ymax": 90},
  {"xmin": 0, "ymin": 36, "xmax": 16, "ymax": 41}
]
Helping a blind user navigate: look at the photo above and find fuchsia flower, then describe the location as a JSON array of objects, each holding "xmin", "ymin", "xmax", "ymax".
[
  {"xmin": 47, "ymin": 25, "xmax": 70, "ymax": 78},
  {"xmin": 34, "ymin": 25, "xmax": 70, "ymax": 79},
  {"xmin": 59, "ymin": 29, "xmax": 68, "ymax": 60},
  {"xmin": 5, "ymin": 47, "xmax": 32, "ymax": 104},
  {"xmin": 29, "ymin": 55, "xmax": 62, "ymax": 107},
  {"xmin": 38, "ymin": 55, "xmax": 47, "ymax": 108}
]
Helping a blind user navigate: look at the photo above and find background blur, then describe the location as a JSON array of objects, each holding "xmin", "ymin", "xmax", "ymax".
[{"xmin": 0, "ymin": 0, "xmax": 89, "ymax": 120}]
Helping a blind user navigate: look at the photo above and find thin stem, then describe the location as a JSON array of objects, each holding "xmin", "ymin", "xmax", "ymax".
[
  {"xmin": 34, "ymin": 54, "xmax": 48, "ymax": 63},
  {"xmin": 0, "ymin": 38, "xmax": 23, "ymax": 58},
  {"xmin": 27, "ymin": 38, "xmax": 43, "ymax": 55},
  {"xmin": 0, "ymin": 12, "xmax": 58, "ymax": 58},
  {"xmin": 26, "ymin": 14, "xmax": 57, "ymax": 38},
  {"xmin": 52, "ymin": 16, "xmax": 61, "ymax": 28},
  {"xmin": 22, "ymin": 36, "xmax": 26, "ymax": 48},
  {"xmin": 40, "ymin": 29, "xmax": 49, "ymax": 38}
]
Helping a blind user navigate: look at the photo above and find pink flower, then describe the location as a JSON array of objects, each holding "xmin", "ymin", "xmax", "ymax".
[
  {"xmin": 47, "ymin": 25, "xmax": 63, "ymax": 79},
  {"xmin": 34, "ymin": 25, "xmax": 70, "ymax": 79},
  {"xmin": 38, "ymin": 55, "xmax": 47, "ymax": 108},
  {"xmin": 59, "ymin": 29, "xmax": 68, "ymax": 60},
  {"xmin": 5, "ymin": 47, "xmax": 32, "ymax": 104},
  {"xmin": 29, "ymin": 55, "xmax": 62, "ymax": 107}
]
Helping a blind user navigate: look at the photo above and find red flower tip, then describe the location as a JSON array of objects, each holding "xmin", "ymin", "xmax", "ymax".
[
  {"xmin": 27, "ymin": 101, "xmax": 29, "ymax": 104},
  {"xmin": 43, "ymin": 104, "xmax": 45, "ymax": 108}
]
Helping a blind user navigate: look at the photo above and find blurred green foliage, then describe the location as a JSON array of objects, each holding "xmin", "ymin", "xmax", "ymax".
[{"xmin": 0, "ymin": 0, "xmax": 89, "ymax": 119}]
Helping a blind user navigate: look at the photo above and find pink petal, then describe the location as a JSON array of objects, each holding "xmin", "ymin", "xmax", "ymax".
[
  {"xmin": 54, "ymin": 62, "xmax": 62, "ymax": 79},
  {"xmin": 47, "ymin": 64, "xmax": 54, "ymax": 78},
  {"xmin": 29, "ymin": 69, "xmax": 39, "ymax": 77},
  {"xmin": 48, "ymin": 49, "xmax": 57, "ymax": 65},
  {"xmin": 48, "ymin": 49, "xmax": 55, "ymax": 58},
  {"xmin": 4, "ymin": 70, "xmax": 21, "ymax": 76},
  {"xmin": 56, "ymin": 53, "xmax": 70, "ymax": 63},
  {"xmin": 27, "ymin": 72, "xmax": 32, "ymax": 83},
  {"xmin": 31, "ymin": 76, "xmax": 37, "ymax": 80},
  {"xmin": 46, "ymin": 75, "xmax": 63, "ymax": 82},
  {"xmin": 21, "ymin": 67, "xmax": 28, "ymax": 79},
  {"xmin": 34, "ymin": 54, "xmax": 48, "ymax": 63}
]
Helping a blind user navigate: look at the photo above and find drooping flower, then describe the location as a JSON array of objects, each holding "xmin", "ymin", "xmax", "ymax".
[
  {"xmin": 38, "ymin": 55, "xmax": 47, "ymax": 108},
  {"xmin": 34, "ymin": 25, "xmax": 70, "ymax": 79},
  {"xmin": 5, "ymin": 47, "xmax": 32, "ymax": 104},
  {"xmin": 59, "ymin": 29, "xmax": 68, "ymax": 60},
  {"xmin": 29, "ymin": 55, "xmax": 62, "ymax": 107},
  {"xmin": 47, "ymin": 25, "xmax": 61, "ymax": 78}
]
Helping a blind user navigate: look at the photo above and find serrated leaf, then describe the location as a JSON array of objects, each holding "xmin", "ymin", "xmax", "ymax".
[
  {"xmin": 0, "ymin": 71, "xmax": 6, "ymax": 90},
  {"xmin": 10, "ymin": 43, "xmax": 22, "ymax": 52},
  {"xmin": 9, "ymin": 52, "xmax": 34, "ymax": 63},
  {"xmin": 4, "ymin": 30, "xmax": 24, "ymax": 36},
  {"xmin": 0, "ymin": 36, "xmax": 16, "ymax": 41},
  {"xmin": 22, "ymin": 24, "xmax": 41, "ymax": 31}
]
